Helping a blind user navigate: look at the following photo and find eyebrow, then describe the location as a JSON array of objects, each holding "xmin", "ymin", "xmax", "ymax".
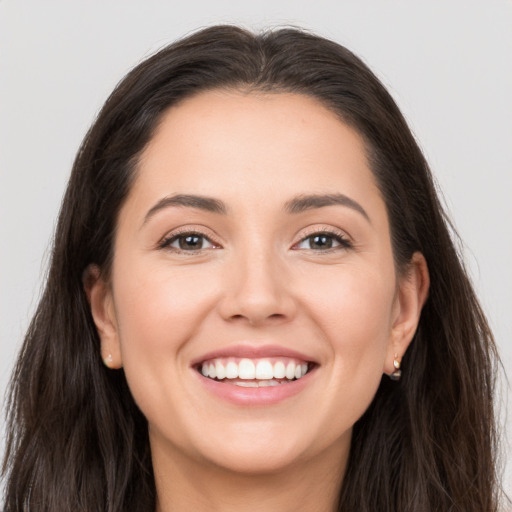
[
  {"xmin": 143, "ymin": 192, "xmax": 370, "ymax": 225},
  {"xmin": 284, "ymin": 193, "xmax": 370, "ymax": 221},
  {"xmin": 143, "ymin": 194, "xmax": 228, "ymax": 225}
]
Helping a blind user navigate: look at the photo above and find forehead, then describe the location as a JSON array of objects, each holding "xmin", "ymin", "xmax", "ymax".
[
  {"xmin": 124, "ymin": 90, "xmax": 385, "ymax": 226},
  {"xmin": 145, "ymin": 90, "xmax": 367, "ymax": 166}
]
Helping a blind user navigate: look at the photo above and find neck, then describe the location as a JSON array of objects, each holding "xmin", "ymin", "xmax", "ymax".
[{"xmin": 152, "ymin": 439, "xmax": 348, "ymax": 512}]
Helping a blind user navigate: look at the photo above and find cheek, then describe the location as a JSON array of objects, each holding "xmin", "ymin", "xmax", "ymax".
[
  {"xmin": 110, "ymin": 258, "xmax": 224, "ymax": 428},
  {"xmin": 303, "ymin": 264, "xmax": 395, "ymax": 395},
  {"xmin": 306, "ymin": 262, "xmax": 395, "ymax": 339},
  {"xmin": 112, "ymin": 258, "xmax": 220, "ymax": 365},
  {"xmin": 315, "ymin": 272, "xmax": 395, "ymax": 446}
]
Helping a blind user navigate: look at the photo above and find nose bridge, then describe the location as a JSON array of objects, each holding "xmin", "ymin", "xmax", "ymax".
[{"xmin": 219, "ymin": 236, "xmax": 295, "ymax": 325}]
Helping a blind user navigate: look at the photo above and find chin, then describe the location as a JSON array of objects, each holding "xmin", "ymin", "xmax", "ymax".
[
  {"xmin": 201, "ymin": 441, "xmax": 309, "ymax": 475},
  {"xmin": 187, "ymin": 419, "xmax": 351, "ymax": 476}
]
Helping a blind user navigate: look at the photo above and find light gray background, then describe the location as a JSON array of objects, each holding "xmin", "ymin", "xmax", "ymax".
[{"xmin": 1, "ymin": 0, "xmax": 511, "ymax": 500}]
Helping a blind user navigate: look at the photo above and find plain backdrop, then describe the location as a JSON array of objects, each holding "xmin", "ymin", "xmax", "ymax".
[{"xmin": 1, "ymin": 0, "xmax": 511, "ymax": 500}]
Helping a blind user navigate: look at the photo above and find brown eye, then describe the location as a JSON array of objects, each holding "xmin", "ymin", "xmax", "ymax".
[
  {"xmin": 296, "ymin": 231, "xmax": 352, "ymax": 251},
  {"xmin": 177, "ymin": 234, "xmax": 204, "ymax": 250},
  {"xmin": 161, "ymin": 232, "xmax": 216, "ymax": 252},
  {"xmin": 309, "ymin": 234, "xmax": 335, "ymax": 249}
]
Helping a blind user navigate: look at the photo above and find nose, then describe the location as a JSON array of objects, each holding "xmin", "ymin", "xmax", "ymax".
[{"xmin": 217, "ymin": 247, "xmax": 297, "ymax": 326}]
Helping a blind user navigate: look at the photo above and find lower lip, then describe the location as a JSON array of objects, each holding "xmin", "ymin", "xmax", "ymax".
[{"xmin": 194, "ymin": 368, "xmax": 316, "ymax": 406}]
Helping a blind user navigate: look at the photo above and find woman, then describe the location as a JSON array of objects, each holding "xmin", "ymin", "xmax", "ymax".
[{"xmin": 2, "ymin": 25, "xmax": 503, "ymax": 511}]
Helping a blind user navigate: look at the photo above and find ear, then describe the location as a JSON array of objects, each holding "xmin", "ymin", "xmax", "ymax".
[
  {"xmin": 384, "ymin": 252, "xmax": 430, "ymax": 374},
  {"xmin": 83, "ymin": 265, "xmax": 123, "ymax": 369}
]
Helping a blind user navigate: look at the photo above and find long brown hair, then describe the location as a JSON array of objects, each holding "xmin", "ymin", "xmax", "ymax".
[{"xmin": 2, "ymin": 25, "xmax": 504, "ymax": 511}]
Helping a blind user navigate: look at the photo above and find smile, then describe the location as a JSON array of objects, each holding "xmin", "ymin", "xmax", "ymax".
[
  {"xmin": 198, "ymin": 357, "xmax": 311, "ymax": 387},
  {"xmin": 192, "ymin": 346, "xmax": 318, "ymax": 405}
]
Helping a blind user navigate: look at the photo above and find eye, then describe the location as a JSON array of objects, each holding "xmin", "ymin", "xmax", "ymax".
[
  {"xmin": 160, "ymin": 231, "xmax": 218, "ymax": 252},
  {"xmin": 295, "ymin": 231, "xmax": 352, "ymax": 251}
]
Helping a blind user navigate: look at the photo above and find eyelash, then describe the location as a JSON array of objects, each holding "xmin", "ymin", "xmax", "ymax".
[
  {"xmin": 158, "ymin": 229, "xmax": 221, "ymax": 254},
  {"xmin": 159, "ymin": 227, "xmax": 353, "ymax": 255},
  {"xmin": 294, "ymin": 228, "xmax": 353, "ymax": 252}
]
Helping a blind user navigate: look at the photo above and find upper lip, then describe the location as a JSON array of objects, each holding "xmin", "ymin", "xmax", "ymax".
[{"xmin": 191, "ymin": 344, "xmax": 318, "ymax": 366}]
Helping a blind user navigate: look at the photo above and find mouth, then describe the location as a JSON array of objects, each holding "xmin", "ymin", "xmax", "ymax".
[{"xmin": 195, "ymin": 357, "xmax": 316, "ymax": 388}]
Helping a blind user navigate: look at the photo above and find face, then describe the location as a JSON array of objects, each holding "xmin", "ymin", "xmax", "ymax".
[{"xmin": 90, "ymin": 90, "xmax": 425, "ymax": 476}]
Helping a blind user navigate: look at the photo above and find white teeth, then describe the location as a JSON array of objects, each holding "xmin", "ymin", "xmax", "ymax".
[
  {"xmin": 225, "ymin": 361, "xmax": 238, "ymax": 379},
  {"xmin": 257, "ymin": 380, "xmax": 280, "ymax": 387},
  {"xmin": 199, "ymin": 357, "xmax": 311, "ymax": 381},
  {"xmin": 215, "ymin": 361, "xmax": 226, "ymax": 380},
  {"xmin": 239, "ymin": 359, "xmax": 256, "ymax": 379},
  {"xmin": 234, "ymin": 381, "xmax": 259, "ymax": 387},
  {"xmin": 274, "ymin": 361, "xmax": 286, "ymax": 379},
  {"xmin": 235, "ymin": 380, "xmax": 281, "ymax": 387},
  {"xmin": 255, "ymin": 360, "xmax": 274, "ymax": 380}
]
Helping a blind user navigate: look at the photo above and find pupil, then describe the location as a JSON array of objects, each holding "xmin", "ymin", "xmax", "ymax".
[
  {"xmin": 180, "ymin": 235, "xmax": 202, "ymax": 250},
  {"xmin": 311, "ymin": 235, "xmax": 332, "ymax": 249}
]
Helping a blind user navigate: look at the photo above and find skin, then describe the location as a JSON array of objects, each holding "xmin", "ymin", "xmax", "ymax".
[{"xmin": 87, "ymin": 90, "xmax": 429, "ymax": 512}]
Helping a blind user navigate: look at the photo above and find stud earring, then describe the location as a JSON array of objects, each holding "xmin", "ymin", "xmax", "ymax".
[
  {"xmin": 389, "ymin": 354, "xmax": 402, "ymax": 381},
  {"xmin": 103, "ymin": 353, "xmax": 113, "ymax": 368}
]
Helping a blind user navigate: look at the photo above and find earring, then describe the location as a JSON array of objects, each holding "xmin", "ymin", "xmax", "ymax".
[
  {"xmin": 103, "ymin": 353, "xmax": 113, "ymax": 368},
  {"xmin": 389, "ymin": 354, "xmax": 402, "ymax": 381}
]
